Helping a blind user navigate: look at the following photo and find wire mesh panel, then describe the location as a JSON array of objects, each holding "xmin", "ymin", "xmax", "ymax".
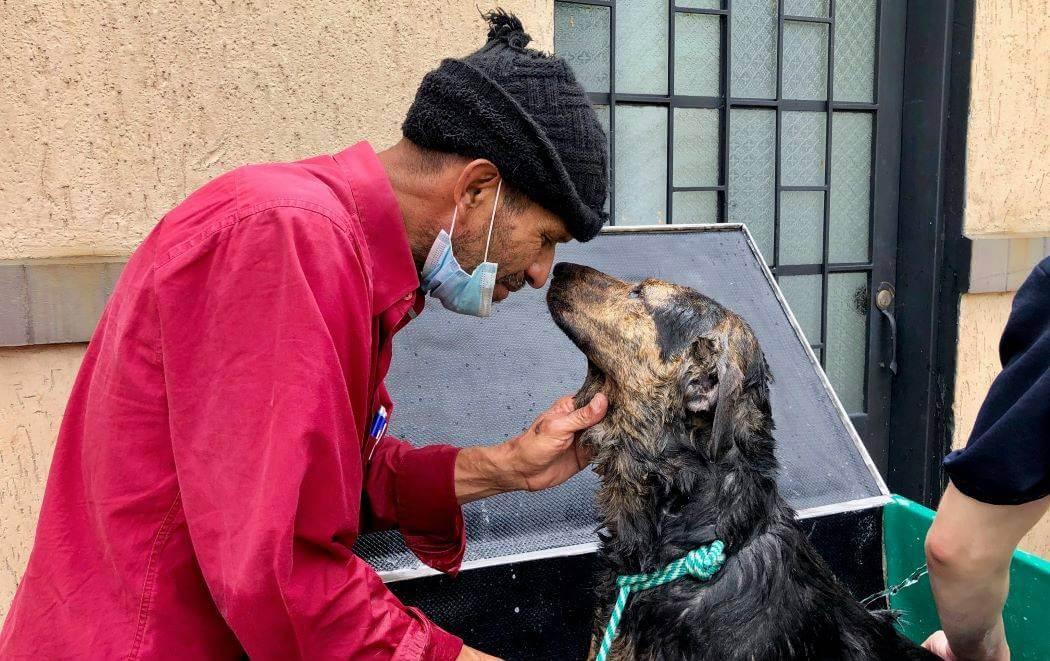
[
  {"xmin": 355, "ymin": 226, "xmax": 886, "ymax": 575},
  {"xmin": 552, "ymin": 0, "xmax": 902, "ymax": 465}
]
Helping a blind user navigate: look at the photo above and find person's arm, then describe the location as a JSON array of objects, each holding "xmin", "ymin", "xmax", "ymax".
[
  {"xmin": 362, "ymin": 437, "xmax": 467, "ymax": 573},
  {"xmin": 453, "ymin": 394, "xmax": 608, "ymax": 504},
  {"xmin": 923, "ymin": 483, "xmax": 1050, "ymax": 661},
  {"xmin": 360, "ymin": 394, "xmax": 607, "ymax": 572},
  {"xmin": 157, "ymin": 207, "xmax": 462, "ymax": 659},
  {"xmin": 926, "ymin": 259, "xmax": 1050, "ymax": 661}
]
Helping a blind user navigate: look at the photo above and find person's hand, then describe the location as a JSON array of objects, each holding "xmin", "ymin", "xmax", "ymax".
[
  {"xmin": 501, "ymin": 393, "xmax": 608, "ymax": 492},
  {"xmin": 923, "ymin": 631, "xmax": 957, "ymax": 660},
  {"xmin": 456, "ymin": 644, "xmax": 502, "ymax": 660},
  {"xmin": 454, "ymin": 393, "xmax": 607, "ymax": 504},
  {"xmin": 922, "ymin": 630, "xmax": 1010, "ymax": 661}
]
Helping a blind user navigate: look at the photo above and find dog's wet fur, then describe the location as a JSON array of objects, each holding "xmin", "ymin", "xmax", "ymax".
[{"xmin": 547, "ymin": 263, "xmax": 934, "ymax": 661}]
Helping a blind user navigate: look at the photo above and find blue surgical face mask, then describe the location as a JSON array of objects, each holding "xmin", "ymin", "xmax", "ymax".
[{"xmin": 420, "ymin": 180, "xmax": 502, "ymax": 318}]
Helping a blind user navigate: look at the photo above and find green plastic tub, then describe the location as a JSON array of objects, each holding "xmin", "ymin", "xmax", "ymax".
[{"xmin": 883, "ymin": 495, "xmax": 1050, "ymax": 658}]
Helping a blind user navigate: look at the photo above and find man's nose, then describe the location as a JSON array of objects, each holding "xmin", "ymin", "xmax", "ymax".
[{"xmin": 526, "ymin": 244, "xmax": 557, "ymax": 288}]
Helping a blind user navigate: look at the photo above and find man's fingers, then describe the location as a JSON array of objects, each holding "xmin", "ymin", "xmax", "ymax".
[
  {"xmin": 457, "ymin": 646, "xmax": 503, "ymax": 661},
  {"xmin": 531, "ymin": 396, "xmax": 575, "ymax": 431},
  {"xmin": 549, "ymin": 395, "xmax": 576, "ymax": 416},
  {"xmin": 551, "ymin": 393, "xmax": 608, "ymax": 434},
  {"xmin": 921, "ymin": 632, "xmax": 954, "ymax": 661}
]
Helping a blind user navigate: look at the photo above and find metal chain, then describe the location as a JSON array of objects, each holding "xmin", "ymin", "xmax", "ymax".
[{"xmin": 860, "ymin": 563, "xmax": 930, "ymax": 607}]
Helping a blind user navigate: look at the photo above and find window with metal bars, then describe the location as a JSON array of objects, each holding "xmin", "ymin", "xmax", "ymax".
[{"xmin": 554, "ymin": 0, "xmax": 883, "ymax": 415}]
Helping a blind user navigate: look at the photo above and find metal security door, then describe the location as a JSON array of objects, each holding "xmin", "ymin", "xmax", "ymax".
[{"xmin": 554, "ymin": 0, "xmax": 906, "ymax": 472}]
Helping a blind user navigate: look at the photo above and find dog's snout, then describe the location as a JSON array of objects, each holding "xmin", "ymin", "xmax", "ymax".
[
  {"xmin": 552, "ymin": 262, "xmax": 583, "ymax": 280},
  {"xmin": 552, "ymin": 262, "xmax": 609, "ymax": 284}
]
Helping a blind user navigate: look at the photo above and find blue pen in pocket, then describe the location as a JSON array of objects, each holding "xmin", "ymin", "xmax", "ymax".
[{"xmin": 366, "ymin": 405, "xmax": 389, "ymax": 463}]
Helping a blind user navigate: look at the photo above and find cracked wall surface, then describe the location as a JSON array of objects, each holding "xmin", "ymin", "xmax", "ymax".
[
  {"xmin": 0, "ymin": 344, "xmax": 84, "ymax": 609},
  {"xmin": 1, "ymin": 0, "xmax": 553, "ymax": 259},
  {"xmin": 0, "ymin": 0, "xmax": 553, "ymax": 618},
  {"xmin": 965, "ymin": 0, "xmax": 1050, "ymax": 236}
]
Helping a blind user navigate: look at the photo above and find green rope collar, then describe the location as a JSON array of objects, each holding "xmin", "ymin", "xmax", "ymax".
[{"xmin": 596, "ymin": 540, "xmax": 726, "ymax": 661}]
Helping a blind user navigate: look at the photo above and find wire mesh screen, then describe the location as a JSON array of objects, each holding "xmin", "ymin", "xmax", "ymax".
[{"xmin": 355, "ymin": 226, "xmax": 885, "ymax": 574}]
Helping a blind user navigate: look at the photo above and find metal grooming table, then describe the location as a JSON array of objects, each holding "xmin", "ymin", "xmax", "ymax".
[{"xmin": 355, "ymin": 225, "xmax": 890, "ymax": 659}]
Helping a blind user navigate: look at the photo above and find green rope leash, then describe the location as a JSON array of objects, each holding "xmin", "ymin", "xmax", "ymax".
[{"xmin": 596, "ymin": 540, "xmax": 726, "ymax": 661}]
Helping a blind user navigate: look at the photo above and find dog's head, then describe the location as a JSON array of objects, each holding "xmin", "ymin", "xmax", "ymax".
[{"xmin": 547, "ymin": 263, "xmax": 773, "ymax": 461}]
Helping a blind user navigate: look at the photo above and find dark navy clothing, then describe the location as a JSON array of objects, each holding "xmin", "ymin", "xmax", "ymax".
[{"xmin": 944, "ymin": 256, "xmax": 1050, "ymax": 505}]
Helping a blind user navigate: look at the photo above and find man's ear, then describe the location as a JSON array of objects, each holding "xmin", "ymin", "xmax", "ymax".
[{"xmin": 457, "ymin": 159, "xmax": 502, "ymax": 209}]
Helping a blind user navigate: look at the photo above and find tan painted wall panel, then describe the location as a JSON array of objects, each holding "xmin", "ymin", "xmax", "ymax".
[
  {"xmin": 0, "ymin": 344, "xmax": 85, "ymax": 618},
  {"xmin": 953, "ymin": 293, "xmax": 1049, "ymax": 558},
  {"xmin": 0, "ymin": 0, "xmax": 553, "ymax": 259},
  {"xmin": 964, "ymin": 0, "xmax": 1050, "ymax": 236},
  {"xmin": 953, "ymin": 293, "xmax": 1013, "ymax": 444},
  {"xmin": 1022, "ymin": 505, "xmax": 1050, "ymax": 559}
]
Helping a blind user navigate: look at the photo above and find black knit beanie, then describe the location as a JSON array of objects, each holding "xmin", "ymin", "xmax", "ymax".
[{"xmin": 402, "ymin": 10, "xmax": 609, "ymax": 242}]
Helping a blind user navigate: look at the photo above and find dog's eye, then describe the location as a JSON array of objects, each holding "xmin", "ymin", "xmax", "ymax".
[{"xmin": 628, "ymin": 285, "xmax": 642, "ymax": 299}]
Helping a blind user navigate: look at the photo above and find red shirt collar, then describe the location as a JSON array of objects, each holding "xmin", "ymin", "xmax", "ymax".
[{"xmin": 333, "ymin": 141, "xmax": 420, "ymax": 314}]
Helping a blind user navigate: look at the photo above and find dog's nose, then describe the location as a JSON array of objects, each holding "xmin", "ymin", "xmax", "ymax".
[{"xmin": 553, "ymin": 262, "xmax": 583, "ymax": 280}]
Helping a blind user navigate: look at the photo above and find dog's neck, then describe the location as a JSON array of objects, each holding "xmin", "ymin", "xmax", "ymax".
[{"xmin": 591, "ymin": 407, "xmax": 787, "ymax": 572}]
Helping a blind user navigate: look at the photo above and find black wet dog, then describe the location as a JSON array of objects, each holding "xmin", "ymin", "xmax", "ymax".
[{"xmin": 547, "ymin": 263, "xmax": 934, "ymax": 661}]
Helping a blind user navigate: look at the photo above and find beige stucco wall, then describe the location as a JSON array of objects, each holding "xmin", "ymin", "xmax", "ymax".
[
  {"xmin": 0, "ymin": 0, "xmax": 552, "ymax": 619},
  {"xmin": 0, "ymin": 344, "xmax": 85, "ymax": 605},
  {"xmin": 1, "ymin": 0, "xmax": 553, "ymax": 260},
  {"xmin": 964, "ymin": 0, "xmax": 1050, "ymax": 237}
]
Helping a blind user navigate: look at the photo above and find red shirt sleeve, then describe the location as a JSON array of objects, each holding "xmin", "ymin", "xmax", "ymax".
[
  {"xmin": 363, "ymin": 438, "xmax": 466, "ymax": 573},
  {"xmin": 155, "ymin": 205, "xmax": 462, "ymax": 660}
]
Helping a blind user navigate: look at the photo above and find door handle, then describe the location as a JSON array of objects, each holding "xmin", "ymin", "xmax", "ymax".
[{"xmin": 875, "ymin": 283, "xmax": 898, "ymax": 375}]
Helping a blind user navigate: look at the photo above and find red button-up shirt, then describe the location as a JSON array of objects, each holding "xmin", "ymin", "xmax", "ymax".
[{"xmin": 1, "ymin": 143, "xmax": 466, "ymax": 660}]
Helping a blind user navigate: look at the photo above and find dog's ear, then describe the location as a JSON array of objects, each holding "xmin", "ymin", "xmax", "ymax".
[
  {"xmin": 682, "ymin": 333, "xmax": 745, "ymax": 456},
  {"xmin": 709, "ymin": 352, "xmax": 745, "ymax": 458},
  {"xmin": 681, "ymin": 337, "xmax": 719, "ymax": 414}
]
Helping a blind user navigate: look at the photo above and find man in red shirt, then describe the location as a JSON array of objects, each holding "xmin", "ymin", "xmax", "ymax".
[{"xmin": 1, "ymin": 12, "xmax": 609, "ymax": 661}]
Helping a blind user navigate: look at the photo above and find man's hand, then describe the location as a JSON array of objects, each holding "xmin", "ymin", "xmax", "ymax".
[
  {"xmin": 454, "ymin": 393, "xmax": 608, "ymax": 504},
  {"xmin": 456, "ymin": 645, "xmax": 502, "ymax": 660},
  {"xmin": 922, "ymin": 631, "xmax": 957, "ymax": 660},
  {"xmin": 503, "ymin": 393, "xmax": 608, "ymax": 492},
  {"xmin": 922, "ymin": 629, "xmax": 1010, "ymax": 661}
]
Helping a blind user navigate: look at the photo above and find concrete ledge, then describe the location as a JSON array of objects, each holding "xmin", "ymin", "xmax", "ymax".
[
  {"xmin": 2, "ymin": 236, "xmax": 1045, "ymax": 345},
  {"xmin": 968, "ymin": 236, "xmax": 1050, "ymax": 293},
  {"xmin": 0, "ymin": 257, "xmax": 127, "ymax": 347}
]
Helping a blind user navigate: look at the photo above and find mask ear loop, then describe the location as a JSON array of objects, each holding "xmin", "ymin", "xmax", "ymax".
[
  {"xmin": 447, "ymin": 205, "xmax": 459, "ymax": 248},
  {"xmin": 483, "ymin": 179, "xmax": 502, "ymax": 263}
]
